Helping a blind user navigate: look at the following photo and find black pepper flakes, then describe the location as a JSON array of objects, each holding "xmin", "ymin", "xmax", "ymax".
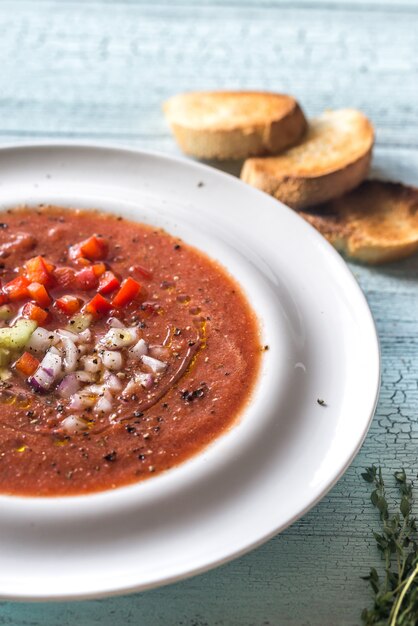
[
  {"xmin": 181, "ymin": 386, "xmax": 206, "ymax": 402},
  {"xmin": 103, "ymin": 451, "xmax": 117, "ymax": 462}
]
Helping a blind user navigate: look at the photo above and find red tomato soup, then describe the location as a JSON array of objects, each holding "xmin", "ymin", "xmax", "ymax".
[{"xmin": 0, "ymin": 206, "xmax": 262, "ymax": 496}]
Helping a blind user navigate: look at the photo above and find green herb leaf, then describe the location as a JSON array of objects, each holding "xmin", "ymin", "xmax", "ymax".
[{"xmin": 361, "ymin": 466, "xmax": 418, "ymax": 625}]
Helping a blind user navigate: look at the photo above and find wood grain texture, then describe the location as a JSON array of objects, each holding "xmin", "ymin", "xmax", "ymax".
[{"xmin": 0, "ymin": 1, "xmax": 417, "ymax": 625}]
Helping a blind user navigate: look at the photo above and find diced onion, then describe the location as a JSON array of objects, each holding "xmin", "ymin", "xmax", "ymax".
[
  {"xmin": 78, "ymin": 328, "xmax": 92, "ymax": 343},
  {"xmin": 82, "ymin": 355, "xmax": 102, "ymax": 373},
  {"xmin": 130, "ymin": 338, "xmax": 148, "ymax": 358},
  {"xmin": 99, "ymin": 328, "xmax": 138, "ymax": 349},
  {"xmin": 69, "ymin": 392, "xmax": 96, "ymax": 410},
  {"xmin": 82, "ymin": 384, "xmax": 105, "ymax": 395},
  {"xmin": 57, "ymin": 373, "xmax": 80, "ymax": 398},
  {"xmin": 62, "ymin": 338, "xmax": 79, "ymax": 373},
  {"xmin": 141, "ymin": 354, "xmax": 167, "ymax": 374},
  {"xmin": 26, "ymin": 328, "xmax": 58, "ymax": 354},
  {"xmin": 149, "ymin": 345, "xmax": 170, "ymax": 360},
  {"xmin": 61, "ymin": 414, "xmax": 88, "ymax": 434},
  {"xmin": 103, "ymin": 371, "xmax": 123, "ymax": 392},
  {"xmin": 122, "ymin": 372, "xmax": 153, "ymax": 396},
  {"xmin": 136, "ymin": 372, "xmax": 154, "ymax": 389},
  {"xmin": 108, "ymin": 317, "xmax": 125, "ymax": 328},
  {"xmin": 56, "ymin": 329, "xmax": 79, "ymax": 342},
  {"xmin": 74, "ymin": 370, "xmax": 96, "ymax": 383},
  {"xmin": 102, "ymin": 350, "xmax": 123, "ymax": 370},
  {"xmin": 94, "ymin": 390, "xmax": 113, "ymax": 413},
  {"xmin": 29, "ymin": 350, "xmax": 62, "ymax": 391}
]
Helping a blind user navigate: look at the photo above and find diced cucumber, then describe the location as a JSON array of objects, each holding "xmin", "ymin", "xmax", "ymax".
[
  {"xmin": 0, "ymin": 319, "xmax": 37, "ymax": 351},
  {"xmin": 66, "ymin": 312, "xmax": 92, "ymax": 333},
  {"xmin": 0, "ymin": 348, "xmax": 10, "ymax": 367}
]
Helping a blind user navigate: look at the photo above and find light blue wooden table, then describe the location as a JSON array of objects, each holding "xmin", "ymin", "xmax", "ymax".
[{"xmin": 0, "ymin": 1, "xmax": 417, "ymax": 624}]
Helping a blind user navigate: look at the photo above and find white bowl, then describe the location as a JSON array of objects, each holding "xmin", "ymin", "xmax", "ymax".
[{"xmin": 0, "ymin": 144, "xmax": 379, "ymax": 600}]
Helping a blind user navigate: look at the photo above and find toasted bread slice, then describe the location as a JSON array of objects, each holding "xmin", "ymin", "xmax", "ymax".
[
  {"xmin": 241, "ymin": 109, "xmax": 374, "ymax": 209},
  {"xmin": 163, "ymin": 91, "xmax": 307, "ymax": 160},
  {"xmin": 300, "ymin": 180, "xmax": 418, "ymax": 264}
]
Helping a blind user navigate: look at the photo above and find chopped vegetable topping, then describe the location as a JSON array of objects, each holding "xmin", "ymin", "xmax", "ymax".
[
  {"xmin": 0, "ymin": 231, "xmax": 197, "ymax": 431},
  {"xmin": 53, "ymin": 266, "xmax": 76, "ymax": 289},
  {"xmin": 27, "ymin": 282, "xmax": 52, "ymax": 308},
  {"xmin": 75, "ymin": 266, "xmax": 99, "ymax": 291},
  {"xmin": 55, "ymin": 295, "xmax": 82, "ymax": 316},
  {"xmin": 84, "ymin": 293, "xmax": 113, "ymax": 317},
  {"xmin": 22, "ymin": 302, "xmax": 49, "ymax": 324},
  {"xmin": 111, "ymin": 277, "xmax": 141, "ymax": 308},
  {"xmin": 4, "ymin": 276, "xmax": 30, "ymax": 301},
  {"xmin": 15, "ymin": 351, "xmax": 40, "ymax": 376},
  {"xmin": 24, "ymin": 256, "xmax": 55, "ymax": 286},
  {"xmin": 98, "ymin": 271, "xmax": 120, "ymax": 295},
  {"xmin": 79, "ymin": 235, "xmax": 109, "ymax": 261}
]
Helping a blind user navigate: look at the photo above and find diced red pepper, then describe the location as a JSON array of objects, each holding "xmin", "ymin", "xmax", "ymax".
[
  {"xmin": 81, "ymin": 235, "xmax": 108, "ymax": 261},
  {"xmin": 22, "ymin": 302, "xmax": 49, "ymax": 324},
  {"xmin": 84, "ymin": 293, "xmax": 113, "ymax": 317},
  {"xmin": 55, "ymin": 295, "xmax": 83, "ymax": 316},
  {"xmin": 111, "ymin": 277, "xmax": 141, "ymax": 308},
  {"xmin": 68, "ymin": 245, "xmax": 90, "ymax": 267},
  {"xmin": 75, "ymin": 266, "xmax": 99, "ymax": 291},
  {"xmin": 69, "ymin": 236, "xmax": 108, "ymax": 263},
  {"xmin": 3, "ymin": 276, "xmax": 30, "ymax": 301},
  {"xmin": 130, "ymin": 264, "xmax": 153, "ymax": 280},
  {"xmin": 98, "ymin": 271, "xmax": 120, "ymax": 295},
  {"xmin": 53, "ymin": 266, "xmax": 76, "ymax": 289},
  {"xmin": 15, "ymin": 351, "xmax": 40, "ymax": 376},
  {"xmin": 24, "ymin": 256, "xmax": 55, "ymax": 286},
  {"xmin": 0, "ymin": 280, "xmax": 9, "ymax": 305},
  {"xmin": 27, "ymin": 282, "xmax": 51, "ymax": 308},
  {"xmin": 91, "ymin": 262, "xmax": 106, "ymax": 277}
]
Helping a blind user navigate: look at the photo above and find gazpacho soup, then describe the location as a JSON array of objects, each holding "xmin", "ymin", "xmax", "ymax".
[{"xmin": 0, "ymin": 206, "xmax": 261, "ymax": 496}]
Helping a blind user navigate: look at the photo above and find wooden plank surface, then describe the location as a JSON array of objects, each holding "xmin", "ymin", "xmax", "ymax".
[{"xmin": 0, "ymin": 1, "xmax": 417, "ymax": 625}]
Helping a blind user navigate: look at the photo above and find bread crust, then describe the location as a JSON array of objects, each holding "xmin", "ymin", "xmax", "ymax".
[
  {"xmin": 163, "ymin": 91, "xmax": 307, "ymax": 160},
  {"xmin": 241, "ymin": 109, "xmax": 374, "ymax": 209},
  {"xmin": 300, "ymin": 180, "xmax": 418, "ymax": 264}
]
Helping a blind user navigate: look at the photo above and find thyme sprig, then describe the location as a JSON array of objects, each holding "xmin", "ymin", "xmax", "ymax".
[{"xmin": 361, "ymin": 466, "xmax": 418, "ymax": 625}]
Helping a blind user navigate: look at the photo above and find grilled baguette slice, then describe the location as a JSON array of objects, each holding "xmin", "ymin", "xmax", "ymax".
[
  {"xmin": 301, "ymin": 180, "xmax": 418, "ymax": 264},
  {"xmin": 163, "ymin": 91, "xmax": 307, "ymax": 160},
  {"xmin": 241, "ymin": 109, "xmax": 374, "ymax": 209}
]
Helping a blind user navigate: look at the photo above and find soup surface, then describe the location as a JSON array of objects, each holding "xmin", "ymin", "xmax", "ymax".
[{"xmin": 0, "ymin": 206, "xmax": 261, "ymax": 496}]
